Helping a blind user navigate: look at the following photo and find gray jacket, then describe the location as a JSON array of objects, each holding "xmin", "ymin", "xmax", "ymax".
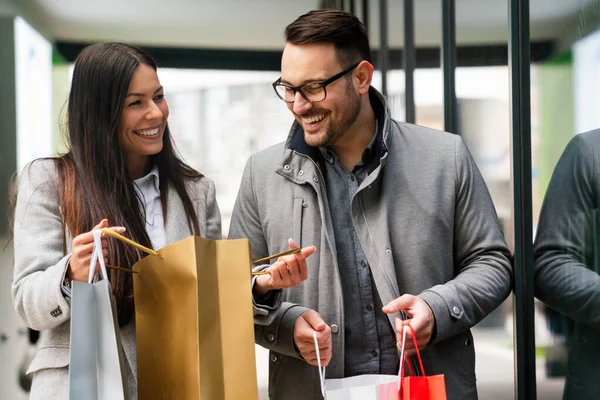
[
  {"xmin": 229, "ymin": 89, "xmax": 512, "ymax": 400},
  {"xmin": 534, "ymin": 130, "xmax": 600, "ymax": 399},
  {"xmin": 11, "ymin": 159, "xmax": 221, "ymax": 399}
]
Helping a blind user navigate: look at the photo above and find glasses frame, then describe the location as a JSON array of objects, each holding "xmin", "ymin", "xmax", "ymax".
[{"xmin": 272, "ymin": 62, "xmax": 361, "ymax": 103}]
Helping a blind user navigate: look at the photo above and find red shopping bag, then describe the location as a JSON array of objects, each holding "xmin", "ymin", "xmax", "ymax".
[{"xmin": 399, "ymin": 323, "xmax": 447, "ymax": 400}]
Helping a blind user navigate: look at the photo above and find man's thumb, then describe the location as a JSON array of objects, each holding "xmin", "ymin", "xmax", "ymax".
[{"xmin": 303, "ymin": 310, "xmax": 326, "ymax": 331}]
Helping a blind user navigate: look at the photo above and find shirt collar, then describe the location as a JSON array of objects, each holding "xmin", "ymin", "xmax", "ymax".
[{"xmin": 134, "ymin": 164, "xmax": 160, "ymax": 192}]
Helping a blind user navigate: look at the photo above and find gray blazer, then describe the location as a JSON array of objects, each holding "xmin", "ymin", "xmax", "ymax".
[
  {"xmin": 229, "ymin": 88, "xmax": 512, "ymax": 400},
  {"xmin": 534, "ymin": 130, "xmax": 600, "ymax": 399},
  {"xmin": 11, "ymin": 159, "xmax": 222, "ymax": 399}
]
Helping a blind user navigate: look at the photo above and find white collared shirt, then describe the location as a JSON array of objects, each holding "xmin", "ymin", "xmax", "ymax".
[{"xmin": 133, "ymin": 165, "xmax": 166, "ymax": 250}]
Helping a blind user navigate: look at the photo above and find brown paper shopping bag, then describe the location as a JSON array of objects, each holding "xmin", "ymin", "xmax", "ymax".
[{"xmin": 102, "ymin": 229, "xmax": 258, "ymax": 400}]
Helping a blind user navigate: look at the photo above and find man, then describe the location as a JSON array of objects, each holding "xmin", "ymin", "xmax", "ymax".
[
  {"xmin": 534, "ymin": 130, "xmax": 600, "ymax": 399},
  {"xmin": 229, "ymin": 9, "xmax": 512, "ymax": 400}
]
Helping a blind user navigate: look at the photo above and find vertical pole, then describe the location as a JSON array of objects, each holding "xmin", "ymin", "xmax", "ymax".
[
  {"xmin": 441, "ymin": 0, "xmax": 457, "ymax": 133},
  {"xmin": 403, "ymin": 0, "xmax": 415, "ymax": 123},
  {"xmin": 508, "ymin": 0, "xmax": 536, "ymax": 398},
  {"xmin": 362, "ymin": 0, "xmax": 369, "ymax": 32},
  {"xmin": 379, "ymin": 0, "xmax": 389, "ymax": 97}
]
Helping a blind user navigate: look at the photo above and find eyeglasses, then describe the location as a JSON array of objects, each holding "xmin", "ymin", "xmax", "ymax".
[{"xmin": 272, "ymin": 62, "xmax": 360, "ymax": 103}]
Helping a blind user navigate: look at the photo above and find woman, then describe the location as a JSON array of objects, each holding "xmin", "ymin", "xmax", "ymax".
[
  {"xmin": 11, "ymin": 42, "xmax": 315, "ymax": 399},
  {"xmin": 10, "ymin": 43, "xmax": 221, "ymax": 399}
]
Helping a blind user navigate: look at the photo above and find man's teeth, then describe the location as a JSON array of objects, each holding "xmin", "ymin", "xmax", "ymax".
[
  {"xmin": 137, "ymin": 127, "xmax": 160, "ymax": 136},
  {"xmin": 304, "ymin": 114, "xmax": 325, "ymax": 124}
]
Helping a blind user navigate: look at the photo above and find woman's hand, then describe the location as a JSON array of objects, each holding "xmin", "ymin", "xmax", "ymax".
[
  {"xmin": 254, "ymin": 239, "xmax": 316, "ymax": 295},
  {"xmin": 67, "ymin": 219, "xmax": 126, "ymax": 282}
]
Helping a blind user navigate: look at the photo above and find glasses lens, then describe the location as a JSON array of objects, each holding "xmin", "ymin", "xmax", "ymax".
[
  {"xmin": 301, "ymin": 83, "xmax": 326, "ymax": 102},
  {"xmin": 273, "ymin": 83, "xmax": 294, "ymax": 101}
]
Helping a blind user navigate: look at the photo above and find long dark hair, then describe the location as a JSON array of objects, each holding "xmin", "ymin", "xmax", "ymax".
[{"xmin": 57, "ymin": 42, "xmax": 201, "ymax": 326}]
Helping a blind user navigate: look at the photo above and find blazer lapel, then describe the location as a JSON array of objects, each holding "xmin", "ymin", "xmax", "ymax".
[{"xmin": 165, "ymin": 184, "xmax": 193, "ymax": 245}]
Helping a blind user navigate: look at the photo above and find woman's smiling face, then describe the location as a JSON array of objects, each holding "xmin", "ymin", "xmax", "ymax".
[{"xmin": 117, "ymin": 63, "xmax": 169, "ymax": 176}]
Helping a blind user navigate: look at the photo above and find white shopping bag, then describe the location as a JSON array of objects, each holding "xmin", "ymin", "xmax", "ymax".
[{"xmin": 313, "ymin": 331, "xmax": 400, "ymax": 400}]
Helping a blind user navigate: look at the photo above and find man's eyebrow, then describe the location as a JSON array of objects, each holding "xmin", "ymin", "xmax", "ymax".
[{"xmin": 279, "ymin": 78, "xmax": 326, "ymax": 86}]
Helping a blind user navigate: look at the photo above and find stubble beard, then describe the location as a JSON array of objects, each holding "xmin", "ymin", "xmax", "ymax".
[{"xmin": 303, "ymin": 81, "xmax": 362, "ymax": 148}]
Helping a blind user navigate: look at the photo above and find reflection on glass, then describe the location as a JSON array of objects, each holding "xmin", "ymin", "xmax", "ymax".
[{"xmin": 534, "ymin": 131, "xmax": 600, "ymax": 399}]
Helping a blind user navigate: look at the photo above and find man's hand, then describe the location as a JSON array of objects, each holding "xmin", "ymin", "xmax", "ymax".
[
  {"xmin": 382, "ymin": 294, "xmax": 435, "ymax": 356},
  {"xmin": 254, "ymin": 239, "xmax": 316, "ymax": 295},
  {"xmin": 293, "ymin": 310, "xmax": 332, "ymax": 366}
]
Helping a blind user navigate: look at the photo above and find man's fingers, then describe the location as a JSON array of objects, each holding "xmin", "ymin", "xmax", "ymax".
[
  {"xmin": 382, "ymin": 294, "xmax": 414, "ymax": 314},
  {"xmin": 299, "ymin": 245, "xmax": 316, "ymax": 259}
]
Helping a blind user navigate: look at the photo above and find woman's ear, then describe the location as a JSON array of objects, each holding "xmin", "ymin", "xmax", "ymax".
[{"xmin": 354, "ymin": 61, "xmax": 374, "ymax": 95}]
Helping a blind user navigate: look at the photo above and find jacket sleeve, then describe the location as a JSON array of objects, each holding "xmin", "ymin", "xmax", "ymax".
[
  {"xmin": 533, "ymin": 133, "xmax": 600, "ymax": 330},
  {"xmin": 229, "ymin": 155, "xmax": 309, "ymax": 358},
  {"xmin": 419, "ymin": 135, "xmax": 513, "ymax": 343},
  {"xmin": 11, "ymin": 160, "xmax": 73, "ymax": 331}
]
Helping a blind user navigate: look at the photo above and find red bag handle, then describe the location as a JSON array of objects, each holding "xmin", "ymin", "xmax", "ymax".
[{"xmin": 398, "ymin": 321, "xmax": 426, "ymax": 381}]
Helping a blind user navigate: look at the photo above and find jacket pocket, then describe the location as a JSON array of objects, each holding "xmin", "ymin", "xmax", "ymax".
[
  {"xmin": 293, "ymin": 198, "xmax": 306, "ymax": 247},
  {"xmin": 26, "ymin": 345, "xmax": 70, "ymax": 375}
]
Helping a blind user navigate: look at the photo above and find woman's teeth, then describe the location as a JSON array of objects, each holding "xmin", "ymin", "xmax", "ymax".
[{"xmin": 136, "ymin": 127, "xmax": 160, "ymax": 136}]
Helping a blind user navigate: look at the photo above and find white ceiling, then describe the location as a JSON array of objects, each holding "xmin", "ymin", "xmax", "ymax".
[{"xmin": 15, "ymin": 0, "xmax": 593, "ymax": 50}]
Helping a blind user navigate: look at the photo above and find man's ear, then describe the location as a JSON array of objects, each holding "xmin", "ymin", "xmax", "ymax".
[{"xmin": 354, "ymin": 61, "xmax": 374, "ymax": 95}]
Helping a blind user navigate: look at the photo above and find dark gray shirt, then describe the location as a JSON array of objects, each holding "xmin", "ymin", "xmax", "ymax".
[{"xmin": 320, "ymin": 126, "xmax": 398, "ymax": 377}]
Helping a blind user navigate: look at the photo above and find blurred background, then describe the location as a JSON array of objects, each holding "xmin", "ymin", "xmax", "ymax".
[{"xmin": 1, "ymin": 0, "xmax": 598, "ymax": 398}]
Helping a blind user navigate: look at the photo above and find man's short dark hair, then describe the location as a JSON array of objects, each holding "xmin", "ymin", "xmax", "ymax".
[{"xmin": 284, "ymin": 9, "xmax": 372, "ymax": 67}]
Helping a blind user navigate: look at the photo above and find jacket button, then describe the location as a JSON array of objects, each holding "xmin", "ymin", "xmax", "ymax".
[
  {"xmin": 331, "ymin": 324, "xmax": 339, "ymax": 334},
  {"xmin": 270, "ymin": 353, "xmax": 278, "ymax": 362},
  {"xmin": 465, "ymin": 337, "xmax": 471, "ymax": 346},
  {"xmin": 284, "ymin": 165, "xmax": 291, "ymax": 171},
  {"xmin": 313, "ymin": 176, "xmax": 319, "ymax": 183},
  {"xmin": 267, "ymin": 333, "xmax": 275, "ymax": 342},
  {"xmin": 299, "ymin": 170, "xmax": 304, "ymax": 176},
  {"xmin": 452, "ymin": 306, "xmax": 461, "ymax": 315}
]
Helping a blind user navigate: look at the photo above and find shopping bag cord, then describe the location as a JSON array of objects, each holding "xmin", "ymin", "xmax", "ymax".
[
  {"xmin": 313, "ymin": 331, "xmax": 326, "ymax": 399},
  {"xmin": 101, "ymin": 227, "xmax": 160, "ymax": 257}
]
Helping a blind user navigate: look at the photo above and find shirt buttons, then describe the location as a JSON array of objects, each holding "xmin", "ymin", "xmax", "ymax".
[
  {"xmin": 371, "ymin": 350, "xmax": 378, "ymax": 358},
  {"xmin": 350, "ymin": 175, "xmax": 355, "ymax": 181},
  {"xmin": 366, "ymin": 305, "xmax": 373, "ymax": 312},
  {"xmin": 270, "ymin": 353, "xmax": 278, "ymax": 362},
  {"xmin": 331, "ymin": 324, "xmax": 339, "ymax": 334},
  {"xmin": 360, "ymin": 260, "xmax": 367, "ymax": 268}
]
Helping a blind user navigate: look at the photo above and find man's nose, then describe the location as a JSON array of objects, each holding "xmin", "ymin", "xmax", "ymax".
[{"xmin": 292, "ymin": 91, "xmax": 312, "ymax": 115}]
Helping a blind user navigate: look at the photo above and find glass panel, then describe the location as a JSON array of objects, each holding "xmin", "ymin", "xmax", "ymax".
[{"xmin": 532, "ymin": 2, "xmax": 600, "ymax": 398}]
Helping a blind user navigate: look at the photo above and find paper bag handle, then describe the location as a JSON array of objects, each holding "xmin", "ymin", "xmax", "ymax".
[
  {"xmin": 313, "ymin": 331, "xmax": 327, "ymax": 399},
  {"xmin": 398, "ymin": 322, "xmax": 426, "ymax": 390},
  {"xmin": 100, "ymin": 227, "xmax": 160, "ymax": 257},
  {"xmin": 88, "ymin": 230, "xmax": 109, "ymax": 284}
]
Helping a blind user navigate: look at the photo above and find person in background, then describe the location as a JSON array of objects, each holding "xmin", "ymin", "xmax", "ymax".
[
  {"xmin": 228, "ymin": 8, "xmax": 513, "ymax": 400},
  {"xmin": 534, "ymin": 130, "xmax": 600, "ymax": 399}
]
